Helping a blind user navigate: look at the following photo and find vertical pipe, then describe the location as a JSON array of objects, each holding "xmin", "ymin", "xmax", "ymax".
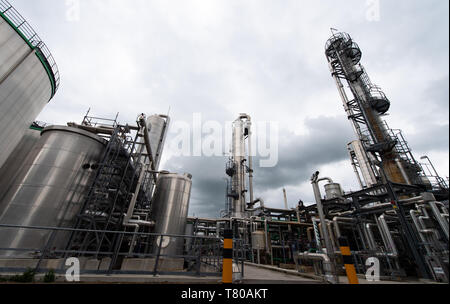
[
  {"xmin": 283, "ymin": 188, "xmax": 288, "ymax": 210},
  {"xmin": 247, "ymin": 119, "xmax": 254, "ymax": 206},
  {"xmin": 429, "ymin": 202, "xmax": 449, "ymax": 240}
]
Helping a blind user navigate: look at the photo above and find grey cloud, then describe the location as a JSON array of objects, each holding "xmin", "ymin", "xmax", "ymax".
[
  {"xmin": 163, "ymin": 115, "xmax": 354, "ymax": 217},
  {"xmin": 8, "ymin": 0, "xmax": 448, "ymax": 216}
]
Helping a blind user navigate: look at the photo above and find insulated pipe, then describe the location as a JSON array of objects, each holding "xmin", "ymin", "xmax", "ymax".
[
  {"xmin": 298, "ymin": 252, "xmax": 334, "ymax": 283},
  {"xmin": 327, "ymin": 222, "xmax": 338, "ymax": 252},
  {"xmin": 395, "ymin": 158, "xmax": 412, "ymax": 185},
  {"xmin": 124, "ymin": 164, "xmax": 148, "ymax": 223},
  {"xmin": 378, "ymin": 215, "xmax": 398, "ymax": 256},
  {"xmin": 349, "ymin": 154, "xmax": 365, "ymax": 189},
  {"xmin": 429, "ymin": 201, "xmax": 449, "ymax": 240},
  {"xmin": 283, "ymin": 188, "xmax": 289, "ymax": 210},
  {"xmin": 311, "ymin": 173, "xmax": 335, "ymax": 258},
  {"xmin": 365, "ymin": 223, "xmax": 378, "ymax": 251},
  {"xmin": 332, "ymin": 217, "xmax": 357, "ymax": 238},
  {"xmin": 410, "ymin": 210, "xmax": 432, "ymax": 255},
  {"xmin": 246, "ymin": 117, "xmax": 254, "ymax": 206}
]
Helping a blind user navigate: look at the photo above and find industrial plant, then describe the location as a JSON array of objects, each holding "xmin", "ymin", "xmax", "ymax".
[{"xmin": 0, "ymin": 0, "xmax": 448, "ymax": 284}]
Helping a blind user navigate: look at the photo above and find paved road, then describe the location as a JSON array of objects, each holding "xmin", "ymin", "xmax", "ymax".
[{"xmin": 240, "ymin": 264, "xmax": 322, "ymax": 284}]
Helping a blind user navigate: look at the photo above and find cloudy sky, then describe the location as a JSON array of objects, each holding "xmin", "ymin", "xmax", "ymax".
[{"xmin": 12, "ymin": 0, "xmax": 449, "ymax": 217}]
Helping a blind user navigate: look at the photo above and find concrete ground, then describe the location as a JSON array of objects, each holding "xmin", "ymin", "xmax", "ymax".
[
  {"xmin": 0, "ymin": 262, "xmax": 436, "ymax": 284},
  {"xmin": 240, "ymin": 264, "xmax": 321, "ymax": 284}
]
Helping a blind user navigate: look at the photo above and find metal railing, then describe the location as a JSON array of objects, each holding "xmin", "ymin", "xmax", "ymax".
[
  {"xmin": 0, "ymin": 224, "xmax": 225, "ymax": 277},
  {"xmin": 0, "ymin": 0, "xmax": 60, "ymax": 96}
]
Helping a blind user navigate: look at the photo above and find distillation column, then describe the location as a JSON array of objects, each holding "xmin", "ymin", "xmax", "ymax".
[
  {"xmin": 226, "ymin": 114, "xmax": 254, "ymax": 218},
  {"xmin": 325, "ymin": 32, "xmax": 420, "ymax": 186}
]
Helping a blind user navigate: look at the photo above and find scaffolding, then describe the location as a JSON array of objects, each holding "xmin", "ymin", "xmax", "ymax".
[{"xmin": 64, "ymin": 112, "xmax": 156, "ymax": 264}]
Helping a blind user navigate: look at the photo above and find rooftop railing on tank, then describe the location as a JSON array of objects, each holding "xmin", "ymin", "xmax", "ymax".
[{"xmin": 0, "ymin": 0, "xmax": 60, "ymax": 96}]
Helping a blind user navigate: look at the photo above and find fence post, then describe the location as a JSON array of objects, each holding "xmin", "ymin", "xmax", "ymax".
[
  {"xmin": 338, "ymin": 236, "xmax": 359, "ymax": 284},
  {"xmin": 153, "ymin": 235, "xmax": 164, "ymax": 276},
  {"xmin": 222, "ymin": 229, "xmax": 233, "ymax": 284}
]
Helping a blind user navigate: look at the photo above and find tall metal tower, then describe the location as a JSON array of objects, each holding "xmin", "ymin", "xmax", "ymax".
[
  {"xmin": 325, "ymin": 31, "xmax": 425, "ymax": 188},
  {"xmin": 225, "ymin": 114, "xmax": 254, "ymax": 218}
]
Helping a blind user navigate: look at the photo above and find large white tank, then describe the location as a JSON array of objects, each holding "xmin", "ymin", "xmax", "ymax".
[
  {"xmin": 0, "ymin": 1, "xmax": 59, "ymax": 169},
  {"xmin": 150, "ymin": 173, "xmax": 192, "ymax": 257},
  {"xmin": 0, "ymin": 126, "xmax": 105, "ymax": 258},
  {"xmin": 0, "ymin": 127, "xmax": 41, "ymax": 201}
]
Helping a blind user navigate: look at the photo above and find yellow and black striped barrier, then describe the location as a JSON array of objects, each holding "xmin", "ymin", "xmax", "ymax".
[
  {"xmin": 338, "ymin": 236, "xmax": 359, "ymax": 284},
  {"xmin": 222, "ymin": 229, "xmax": 233, "ymax": 284}
]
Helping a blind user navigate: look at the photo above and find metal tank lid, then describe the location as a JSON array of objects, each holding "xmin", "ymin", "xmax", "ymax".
[{"xmin": 41, "ymin": 125, "xmax": 108, "ymax": 146}]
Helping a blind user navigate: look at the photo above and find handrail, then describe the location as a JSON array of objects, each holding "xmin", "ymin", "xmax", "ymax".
[{"xmin": 0, "ymin": 0, "xmax": 60, "ymax": 97}]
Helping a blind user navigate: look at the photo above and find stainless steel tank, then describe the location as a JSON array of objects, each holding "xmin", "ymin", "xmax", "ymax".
[
  {"xmin": 0, "ymin": 126, "xmax": 105, "ymax": 257},
  {"xmin": 324, "ymin": 183, "xmax": 344, "ymax": 200},
  {"xmin": 0, "ymin": 3, "xmax": 59, "ymax": 170},
  {"xmin": 0, "ymin": 127, "xmax": 41, "ymax": 201},
  {"xmin": 150, "ymin": 173, "xmax": 192, "ymax": 256}
]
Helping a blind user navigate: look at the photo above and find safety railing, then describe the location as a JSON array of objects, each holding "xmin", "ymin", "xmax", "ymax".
[
  {"xmin": 0, "ymin": 0, "xmax": 60, "ymax": 96},
  {"xmin": 0, "ymin": 224, "xmax": 225, "ymax": 278}
]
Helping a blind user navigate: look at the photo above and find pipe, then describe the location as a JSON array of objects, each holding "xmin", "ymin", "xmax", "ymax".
[
  {"xmin": 332, "ymin": 217, "xmax": 357, "ymax": 238},
  {"xmin": 429, "ymin": 201, "xmax": 449, "ymax": 240},
  {"xmin": 298, "ymin": 252, "xmax": 334, "ymax": 283},
  {"xmin": 124, "ymin": 164, "xmax": 148, "ymax": 223},
  {"xmin": 283, "ymin": 188, "xmax": 288, "ymax": 210},
  {"xmin": 410, "ymin": 210, "xmax": 432, "ymax": 255},
  {"xmin": 365, "ymin": 223, "xmax": 378, "ymax": 251},
  {"xmin": 247, "ymin": 117, "xmax": 254, "ymax": 205},
  {"xmin": 395, "ymin": 158, "xmax": 412, "ymax": 185},
  {"xmin": 311, "ymin": 173, "xmax": 335, "ymax": 259},
  {"xmin": 378, "ymin": 215, "xmax": 398, "ymax": 256}
]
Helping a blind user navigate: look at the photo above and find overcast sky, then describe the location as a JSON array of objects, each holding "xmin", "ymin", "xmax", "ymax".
[{"xmin": 11, "ymin": 0, "xmax": 449, "ymax": 217}]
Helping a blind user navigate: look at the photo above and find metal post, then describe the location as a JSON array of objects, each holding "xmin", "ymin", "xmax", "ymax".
[
  {"xmin": 153, "ymin": 235, "xmax": 164, "ymax": 276},
  {"xmin": 338, "ymin": 236, "xmax": 359, "ymax": 284},
  {"xmin": 311, "ymin": 172, "xmax": 339, "ymax": 283},
  {"xmin": 222, "ymin": 229, "xmax": 233, "ymax": 284}
]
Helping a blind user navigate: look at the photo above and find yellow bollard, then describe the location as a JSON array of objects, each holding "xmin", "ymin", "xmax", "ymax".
[
  {"xmin": 339, "ymin": 236, "xmax": 359, "ymax": 284},
  {"xmin": 222, "ymin": 229, "xmax": 233, "ymax": 284}
]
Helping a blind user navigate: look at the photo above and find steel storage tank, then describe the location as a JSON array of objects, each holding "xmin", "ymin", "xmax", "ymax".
[
  {"xmin": 324, "ymin": 183, "xmax": 344, "ymax": 200},
  {"xmin": 0, "ymin": 126, "xmax": 105, "ymax": 258},
  {"xmin": 0, "ymin": 127, "xmax": 41, "ymax": 201},
  {"xmin": 0, "ymin": 1, "xmax": 59, "ymax": 170},
  {"xmin": 150, "ymin": 173, "xmax": 192, "ymax": 257}
]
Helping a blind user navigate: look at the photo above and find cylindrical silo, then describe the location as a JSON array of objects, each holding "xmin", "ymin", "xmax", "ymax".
[
  {"xmin": 150, "ymin": 173, "xmax": 192, "ymax": 257},
  {"xmin": 324, "ymin": 183, "xmax": 344, "ymax": 200},
  {"xmin": 0, "ymin": 1, "xmax": 59, "ymax": 170},
  {"xmin": 0, "ymin": 126, "xmax": 105, "ymax": 258}
]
